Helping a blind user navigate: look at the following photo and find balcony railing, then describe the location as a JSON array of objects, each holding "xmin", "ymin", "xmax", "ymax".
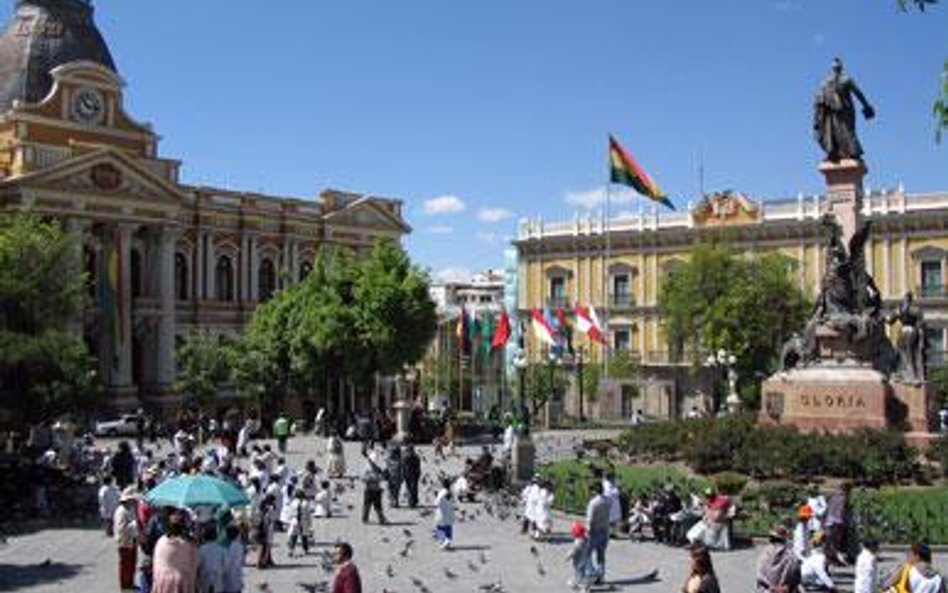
[
  {"xmin": 917, "ymin": 284, "xmax": 947, "ymax": 299},
  {"xmin": 610, "ymin": 293, "xmax": 634, "ymax": 308}
]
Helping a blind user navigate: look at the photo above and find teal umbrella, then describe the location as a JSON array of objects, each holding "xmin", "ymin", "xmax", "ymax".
[{"xmin": 145, "ymin": 474, "xmax": 249, "ymax": 509}]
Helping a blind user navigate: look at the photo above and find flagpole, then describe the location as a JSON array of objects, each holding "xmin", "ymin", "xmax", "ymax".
[{"xmin": 603, "ymin": 136, "xmax": 612, "ymax": 378}]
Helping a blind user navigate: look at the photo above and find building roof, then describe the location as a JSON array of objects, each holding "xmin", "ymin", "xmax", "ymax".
[{"xmin": 0, "ymin": 0, "xmax": 116, "ymax": 113}]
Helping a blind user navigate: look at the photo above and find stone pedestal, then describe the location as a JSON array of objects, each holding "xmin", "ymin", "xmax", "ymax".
[
  {"xmin": 392, "ymin": 400, "xmax": 411, "ymax": 443},
  {"xmin": 760, "ymin": 366, "xmax": 888, "ymax": 432},
  {"xmin": 889, "ymin": 381, "xmax": 936, "ymax": 433},
  {"xmin": 510, "ymin": 432, "xmax": 535, "ymax": 485},
  {"xmin": 819, "ymin": 158, "xmax": 866, "ymax": 244}
]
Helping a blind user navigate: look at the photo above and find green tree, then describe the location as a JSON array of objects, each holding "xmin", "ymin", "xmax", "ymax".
[
  {"xmin": 0, "ymin": 213, "xmax": 102, "ymax": 426},
  {"xmin": 659, "ymin": 244, "xmax": 810, "ymax": 407},
  {"xmin": 232, "ymin": 242, "xmax": 437, "ymax": 414},
  {"xmin": 173, "ymin": 332, "xmax": 231, "ymax": 412},
  {"xmin": 352, "ymin": 241, "xmax": 438, "ymax": 380}
]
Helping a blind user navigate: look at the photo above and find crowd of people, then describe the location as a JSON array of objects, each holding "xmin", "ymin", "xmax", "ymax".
[{"xmin": 6, "ymin": 408, "xmax": 945, "ymax": 593}]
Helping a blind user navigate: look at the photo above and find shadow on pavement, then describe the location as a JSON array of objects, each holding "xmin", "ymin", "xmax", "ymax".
[{"xmin": 0, "ymin": 562, "xmax": 84, "ymax": 591}]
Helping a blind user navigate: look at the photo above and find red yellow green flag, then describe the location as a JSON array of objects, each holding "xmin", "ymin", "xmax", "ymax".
[{"xmin": 608, "ymin": 134, "xmax": 674, "ymax": 210}]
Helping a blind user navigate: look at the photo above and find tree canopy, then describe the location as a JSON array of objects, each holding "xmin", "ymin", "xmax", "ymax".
[
  {"xmin": 231, "ymin": 241, "xmax": 437, "ymax": 411},
  {"xmin": 659, "ymin": 244, "xmax": 810, "ymax": 404},
  {"xmin": 0, "ymin": 213, "xmax": 101, "ymax": 426}
]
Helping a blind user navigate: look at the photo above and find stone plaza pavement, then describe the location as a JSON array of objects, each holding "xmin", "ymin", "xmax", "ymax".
[{"xmin": 0, "ymin": 432, "xmax": 943, "ymax": 592}]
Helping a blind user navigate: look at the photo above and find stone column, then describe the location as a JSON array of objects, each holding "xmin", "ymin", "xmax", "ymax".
[
  {"xmin": 249, "ymin": 236, "xmax": 259, "ymax": 301},
  {"xmin": 66, "ymin": 218, "xmax": 91, "ymax": 337},
  {"xmin": 112, "ymin": 223, "xmax": 136, "ymax": 389},
  {"xmin": 195, "ymin": 231, "xmax": 205, "ymax": 300},
  {"xmin": 156, "ymin": 226, "xmax": 178, "ymax": 388},
  {"xmin": 205, "ymin": 234, "xmax": 216, "ymax": 300},
  {"xmin": 819, "ymin": 158, "xmax": 866, "ymax": 246}
]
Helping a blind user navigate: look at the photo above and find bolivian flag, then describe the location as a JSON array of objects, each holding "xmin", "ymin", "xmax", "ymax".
[{"xmin": 608, "ymin": 134, "xmax": 674, "ymax": 210}]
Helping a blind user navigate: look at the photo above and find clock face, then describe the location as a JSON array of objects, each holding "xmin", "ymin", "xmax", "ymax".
[{"xmin": 71, "ymin": 88, "xmax": 105, "ymax": 125}]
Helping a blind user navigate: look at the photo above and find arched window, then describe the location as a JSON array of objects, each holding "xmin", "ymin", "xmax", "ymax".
[
  {"xmin": 174, "ymin": 253, "xmax": 189, "ymax": 301},
  {"xmin": 131, "ymin": 248, "xmax": 143, "ymax": 298},
  {"xmin": 216, "ymin": 255, "xmax": 234, "ymax": 302},
  {"xmin": 258, "ymin": 258, "xmax": 276, "ymax": 302},
  {"xmin": 299, "ymin": 261, "xmax": 312, "ymax": 281}
]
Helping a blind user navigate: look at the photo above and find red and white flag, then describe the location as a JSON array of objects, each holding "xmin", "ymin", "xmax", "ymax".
[
  {"xmin": 575, "ymin": 304, "xmax": 606, "ymax": 344},
  {"xmin": 531, "ymin": 309, "xmax": 557, "ymax": 346}
]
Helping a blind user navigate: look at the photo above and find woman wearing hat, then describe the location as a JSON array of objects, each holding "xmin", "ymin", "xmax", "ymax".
[{"xmin": 114, "ymin": 486, "xmax": 140, "ymax": 591}]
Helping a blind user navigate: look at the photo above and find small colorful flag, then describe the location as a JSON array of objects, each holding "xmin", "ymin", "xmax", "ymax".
[
  {"xmin": 609, "ymin": 134, "xmax": 674, "ymax": 210},
  {"xmin": 492, "ymin": 308, "xmax": 511, "ymax": 350},
  {"xmin": 531, "ymin": 309, "xmax": 557, "ymax": 346},
  {"xmin": 575, "ymin": 304, "xmax": 606, "ymax": 344}
]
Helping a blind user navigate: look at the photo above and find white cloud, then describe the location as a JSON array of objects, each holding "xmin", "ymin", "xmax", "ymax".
[
  {"xmin": 476, "ymin": 207, "xmax": 515, "ymax": 223},
  {"xmin": 437, "ymin": 267, "xmax": 472, "ymax": 283},
  {"xmin": 475, "ymin": 231, "xmax": 499, "ymax": 244},
  {"xmin": 564, "ymin": 187, "xmax": 639, "ymax": 210},
  {"xmin": 426, "ymin": 225, "xmax": 454, "ymax": 234},
  {"xmin": 423, "ymin": 194, "xmax": 466, "ymax": 215}
]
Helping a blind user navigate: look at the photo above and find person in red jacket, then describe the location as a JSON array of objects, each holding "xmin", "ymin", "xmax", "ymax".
[{"xmin": 330, "ymin": 542, "xmax": 362, "ymax": 593}]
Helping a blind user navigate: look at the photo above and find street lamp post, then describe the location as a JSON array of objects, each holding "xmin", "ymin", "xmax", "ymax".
[
  {"xmin": 576, "ymin": 347, "xmax": 586, "ymax": 423},
  {"xmin": 514, "ymin": 350, "xmax": 528, "ymax": 430}
]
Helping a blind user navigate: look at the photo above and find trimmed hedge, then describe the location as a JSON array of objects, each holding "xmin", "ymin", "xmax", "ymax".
[
  {"xmin": 541, "ymin": 459, "xmax": 948, "ymax": 544},
  {"xmin": 616, "ymin": 413, "xmax": 921, "ymax": 486}
]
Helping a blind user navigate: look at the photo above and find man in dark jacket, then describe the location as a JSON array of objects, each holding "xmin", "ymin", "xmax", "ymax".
[
  {"xmin": 110, "ymin": 441, "xmax": 135, "ymax": 489},
  {"xmin": 400, "ymin": 445, "xmax": 421, "ymax": 508}
]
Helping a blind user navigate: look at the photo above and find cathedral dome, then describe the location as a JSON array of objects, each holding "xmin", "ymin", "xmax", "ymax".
[{"xmin": 0, "ymin": 0, "xmax": 116, "ymax": 113}]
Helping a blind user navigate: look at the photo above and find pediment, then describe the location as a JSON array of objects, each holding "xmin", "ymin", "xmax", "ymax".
[
  {"xmin": 323, "ymin": 195, "xmax": 411, "ymax": 233},
  {"xmin": 692, "ymin": 190, "xmax": 761, "ymax": 227},
  {"xmin": 3, "ymin": 147, "xmax": 185, "ymax": 204}
]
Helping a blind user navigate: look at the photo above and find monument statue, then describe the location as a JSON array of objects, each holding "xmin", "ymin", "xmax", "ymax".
[
  {"xmin": 887, "ymin": 292, "xmax": 927, "ymax": 384},
  {"xmin": 813, "ymin": 58, "xmax": 875, "ymax": 162}
]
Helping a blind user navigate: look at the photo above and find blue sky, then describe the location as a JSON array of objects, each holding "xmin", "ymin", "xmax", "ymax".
[{"xmin": 8, "ymin": 1, "xmax": 946, "ymax": 280}]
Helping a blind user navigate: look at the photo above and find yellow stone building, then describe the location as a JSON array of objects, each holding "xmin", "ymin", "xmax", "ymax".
[
  {"xmin": 515, "ymin": 188, "xmax": 948, "ymax": 419},
  {"xmin": 0, "ymin": 0, "xmax": 409, "ymax": 414}
]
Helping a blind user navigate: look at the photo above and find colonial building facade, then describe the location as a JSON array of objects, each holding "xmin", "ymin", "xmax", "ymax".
[
  {"xmin": 0, "ymin": 0, "xmax": 409, "ymax": 411},
  {"xmin": 515, "ymin": 188, "xmax": 948, "ymax": 420}
]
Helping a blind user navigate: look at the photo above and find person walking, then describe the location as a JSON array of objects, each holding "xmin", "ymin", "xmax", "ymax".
[
  {"xmin": 853, "ymin": 538, "xmax": 879, "ymax": 593},
  {"xmin": 400, "ymin": 445, "xmax": 421, "ymax": 509},
  {"xmin": 273, "ymin": 414, "xmax": 290, "ymax": 455},
  {"xmin": 197, "ymin": 524, "xmax": 225, "ymax": 593},
  {"xmin": 330, "ymin": 542, "xmax": 362, "ymax": 593},
  {"xmin": 327, "ymin": 433, "xmax": 346, "ymax": 478},
  {"xmin": 286, "ymin": 490, "xmax": 314, "ymax": 557},
  {"xmin": 360, "ymin": 451, "xmax": 387, "ymax": 525},
  {"xmin": 434, "ymin": 477, "xmax": 456, "ymax": 550},
  {"xmin": 384, "ymin": 446, "xmax": 403, "ymax": 508},
  {"xmin": 220, "ymin": 525, "xmax": 244, "ymax": 593},
  {"xmin": 682, "ymin": 544, "xmax": 721, "ymax": 593},
  {"xmin": 112, "ymin": 441, "xmax": 136, "ymax": 489},
  {"xmin": 113, "ymin": 487, "xmax": 139, "ymax": 591},
  {"xmin": 824, "ymin": 483, "xmax": 852, "ymax": 565},
  {"xmin": 565, "ymin": 520, "xmax": 593, "ymax": 591},
  {"xmin": 585, "ymin": 482, "xmax": 611, "ymax": 584},
  {"xmin": 151, "ymin": 512, "xmax": 198, "ymax": 593},
  {"xmin": 98, "ymin": 476, "xmax": 120, "ymax": 537}
]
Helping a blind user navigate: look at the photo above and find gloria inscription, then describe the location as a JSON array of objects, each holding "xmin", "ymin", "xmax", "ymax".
[{"xmin": 799, "ymin": 393, "xmax": 867, "ymax": 409}]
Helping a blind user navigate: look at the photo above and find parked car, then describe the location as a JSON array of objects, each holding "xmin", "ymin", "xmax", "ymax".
[{"xmin": 94, "ymin": 415, "xmax": 140, "ymax": 437}]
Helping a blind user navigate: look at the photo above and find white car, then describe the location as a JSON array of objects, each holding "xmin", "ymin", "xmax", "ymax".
[{"xmin": 94, "ymin": 414, "xmax": 140, "ymax": 437}]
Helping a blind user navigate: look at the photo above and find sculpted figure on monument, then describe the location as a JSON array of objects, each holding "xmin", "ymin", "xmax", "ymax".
[
  {"xmin": 887, "ymin": 291, "xmax": 926, "ymax": 384},
  {"xmin": 813, "ymin": 58, "xmax": 875, "ymax": 162}
]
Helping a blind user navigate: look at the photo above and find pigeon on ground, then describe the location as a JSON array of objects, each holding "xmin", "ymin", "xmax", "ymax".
[
  {"xmin": 467, "ymin": 560, "xmax": 479, "ymax": 572},
  {"xmin": 386, "ymin": 564, "xmax": 395, "ymax": 578},
  {"xmin": 402, "ymin": 528, "xmax": 413, "ymax": 538},
  {"xmin": 536, "ymin": 563, "xmax": 546, "ymax": 576},
  {"xmin": 529, "ymin": 545, "xmax": 539, "ymax": 557},
  {"xmin": 444, "ymin": 568, "xmax": 457, "ymax": 579},
  {"xmin": 479, "ymin": 551, "xmax": 489, "ymax": 565}
]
